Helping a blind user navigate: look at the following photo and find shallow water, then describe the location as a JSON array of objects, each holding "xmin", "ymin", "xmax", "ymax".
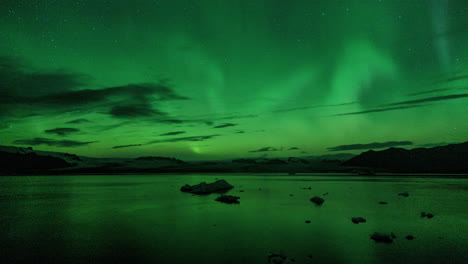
[{"xmin": 0, "ymin": 174, "xmax": 467, "ymax": 264}]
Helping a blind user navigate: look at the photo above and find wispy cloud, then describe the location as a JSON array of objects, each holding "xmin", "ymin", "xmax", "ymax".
[
  {"xmin": 65, "ymin": 118, "xmax": 91, "ymax": 124},
  {"xmin": 273, "ymin": 102, "xmax": 356, "ymax": 113},
  {"xmin": 159, "ymin": 131, "xmax": 186, "ymax": 136},
  {"xmin": 334, "ymin": 105, "xmax": 423, "ymax": 116},
  {"xmin": 249, "ymin": 147, "xmax": 282, "ymax": 153},
  {"xmin": 111, "ymin": 134, "xmax": 221, "ymax": 149},
  {"xmin": 433, "ymin": 74, "xmax": 468, "ymax": 84},
  {"xmin": 213, "ymin": 123, "xmax": 237, "ymax": 129},
  {"xmin": 148, "ymin": 135, "xmax": 221, "ymax": 144},
  {"xmin": 384, "ymin": 94, "xmax": 468, "ymax": 106},
  {"xmin": 0, "ymin": 56, "xmax": 188, "ymax": 120},
  {"xmin": 45, "ymin": 127, "xmax": 80, "ymax": 136},
  {"xmin": 109, "ymin": 103, "xmax": 167, "ymax": 118},
  {"xmin": 407, "ymin": 88, "xmax": 452, "ymax": 96},
  {"xmin": 327, "ymin": 141, "xmax": 413, "ymax": 151},
  {"xmin": 112, "ymin": 144, "xmax": 144, "ymax": 149},
  {"xmin": 13, "ymin": 138, "xmax": 97, "ymax": 147},
  {"xmin": 418, "ymin": 142, "xmax": 460, "ymax": 148}
]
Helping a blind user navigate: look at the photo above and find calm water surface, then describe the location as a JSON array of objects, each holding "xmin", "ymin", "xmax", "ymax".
[{"xmin": 0, "ymin": 174, "xmax": 467, "ymax": 263}]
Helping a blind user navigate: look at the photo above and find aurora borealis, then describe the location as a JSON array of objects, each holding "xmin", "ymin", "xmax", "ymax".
[{"xmin": 1, "ymin": 0, "xmax": 467, "ymax": 160}]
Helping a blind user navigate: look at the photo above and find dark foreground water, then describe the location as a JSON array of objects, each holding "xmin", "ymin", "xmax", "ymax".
[{"xmin": 0, "ymin": 174, "xmax": 467, "ymax": 264}]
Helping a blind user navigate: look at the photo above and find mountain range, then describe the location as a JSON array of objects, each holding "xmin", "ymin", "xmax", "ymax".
[{"xmin": 1, "ymin": 142, "xmax": 467, "ymax": 175}]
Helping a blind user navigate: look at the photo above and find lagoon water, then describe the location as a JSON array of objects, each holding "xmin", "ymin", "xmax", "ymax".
[{"xmin": 0, "ymin": 174, "xmax": 467, "ymax": 264}]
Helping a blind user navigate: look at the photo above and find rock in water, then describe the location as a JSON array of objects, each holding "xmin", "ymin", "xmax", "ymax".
[
  {"xmin": 215, "ymin": 195, "xmax": 240, "ymax": 204},
  {"xmin": 351, "ymin": 217, "xmax": 367, "ymax": 224},
  {"xmin": 398, "ymin": 192, "xmax": 409, "ymax": 197},
  {"xmin": 370, "ymin": 232, "xmax": 395, "ymax": 243},
  {"xmin": 310, "ymin": 196, "xmax": 324, "ymax": 205},
  {"xmin": 180, "ymin": 179, "xmax": 234, "ymax": 194},
  {"xmin": 267, "ymin": 253, "xmax": 288, "ymax": 264},
  {"xmin": 421, "ymin": 212, "xmax": 434, "ymax": 219}
]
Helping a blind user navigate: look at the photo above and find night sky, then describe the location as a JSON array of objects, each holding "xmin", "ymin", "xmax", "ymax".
[{"xmin": 1, "ymin": 0, "xmax": 467, "ymax": 160}]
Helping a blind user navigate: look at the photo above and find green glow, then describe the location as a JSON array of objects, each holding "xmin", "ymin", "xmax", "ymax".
[{"xmin": 1, "ymin": 0, "xmax": 467, "ymax": 160}]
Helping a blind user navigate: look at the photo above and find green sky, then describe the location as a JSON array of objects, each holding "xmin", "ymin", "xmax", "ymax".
[{"xmin": 1, "ymin": 0, "xmax": 467, "ymax": 160}]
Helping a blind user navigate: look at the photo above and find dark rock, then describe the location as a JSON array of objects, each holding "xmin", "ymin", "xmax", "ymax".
[
  {"xmin": 370, "ymin": 232, "xmax": 395, "ymax": 243},
  {"xmin": 353, "ymin": 168, "xmax": 375, "ymax": 175},
  {"xmin": 302, "ymin": 187, "xmax": 312, "ymax": 190},
  {"xmin": 379, "ymin": 201, "xmax": 388, "ymax": 204},
  {"xmin": 268, "ymin": 253, "xmax": 288, "ymax": 264},
  {"xmin": 398, "ymin": 192, "xmax": 409, "ymax": 197},
  {"xmin": 323, "ymin": 192, "xmax": 329, "ymax": 196},
  {"xmin": 310, "ymin": 196, "xmax": 324, "ymax": 205},
  {"xmin": 421, "ymin": 212, "xmax": 434, "ymax": 219},
  {"xmin": 305, "ymin": 220, "xmax": 311, "ymax": 224},
  {"xmin": 215, "ymin": 195, "xmax": 240, "ymax": 204},
  {"xmin": 180, "ymin": 179, "xmax": 234, "ymax": 195},
  {"xmin": 405, "ymin": 235, "xmax": 415, "ymax": 240},
  {"xmin": 351, "ymin": 217, "xmax": 366, "ymax": 224}
]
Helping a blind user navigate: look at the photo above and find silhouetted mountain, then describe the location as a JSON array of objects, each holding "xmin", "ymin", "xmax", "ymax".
[
  {"xmin": 2, "ymin": 143, "xmax": 466, "ymax": 175},
  {"xmin": 135, "ymin": 156, "xmax": 185, "ymax": 164},
  {"xmin": 342, "ymin": 142, "xmax": 468, "ymax": 173},
  {"xmin": 0, "ymin": 150, "xmax": 71, "ymax": 174}
]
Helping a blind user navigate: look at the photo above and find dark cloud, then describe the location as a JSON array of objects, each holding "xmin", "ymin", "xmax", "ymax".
[
  {"xmin": 157, "ymin": 119, "xmax": 186, "ymax": 124},
  {"xmin": 249, "ymin": 147, "xmax": 282, "ymax": 153},
  {"xmin": 215, "ymin": 114, "xmax": 258, "ymax": 120},
  {"xmin": 13, "ymin": 137, "xmax": 97, "ymax": 147},
  {"xmin": 288, "ymin": 147, "xmax": 299, "ymax": 150},
  {"xmin": 27, "ymin": 83, "xmax": 188, "ymax": 107},
  {"xmin": 334, "ymin": 105, "xmax": 423, "ymax": 116},
  {"xmin": 433, "ymin": 74, "xmax": 468, "ymax": 85},
  {"xmin": 213, "ymin": 123, "xmax": 237, "ymax": 129},
  {"xmin": 384, "ymin": 94, "xmax": 468, "ymax": 106},
  {"xmin": 159, "ymin": 131, "xmax": 186, "ymax": 136},
  {"xmin": 109, "ymin": 103, "xmax": 167, "ymax": 118},
  {"xmin": 0, "ymin": 56, "xmax": 90, "ymax": 98},
  {"xmin": 327, "ymin": 141, "xmax": 413, "ymax": 151},
  {"xmin": 45, "ymin": 127, "xmax": 80, "ymax": 136},
  {"xmin": 148, "ymin": 135, "xmax": 220, "ymax": 144},
  {"xmin": 273, "ymin": 102, "xmax": 356, "ymax": 113},
  {"xmin": 111, "ymin": 134, "xmax": 221, "ymax": 149},
  {"xmin": 0, "ymin": 57, "xmax": 188, "ymax": 119},
  {"xmin": 407, "ymin": 88, "xmax": 452, "ymax": 96},
  {"xmin": 66, "ymin": 118, "xmax": 91, "ymax": 124},
  {"xmin": 112, "ymin": 144, "xmax": 144, "ymax": 149}
]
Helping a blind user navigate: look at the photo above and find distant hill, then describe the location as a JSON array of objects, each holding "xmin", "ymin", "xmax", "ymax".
[
  {"xmin": 2, "ymin": 143, "xmax": 467, "ymax": 175},
  {"xmin": 342, "ymin": 142, "xmax": 468, "ymax": 173},
  {"xmin": 0, "ymin": 147, "xmax": 71, "ymax": 174},
  {"xmin": 0, "ymin": 145, "xmax": 351, "ymax": 175}
]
